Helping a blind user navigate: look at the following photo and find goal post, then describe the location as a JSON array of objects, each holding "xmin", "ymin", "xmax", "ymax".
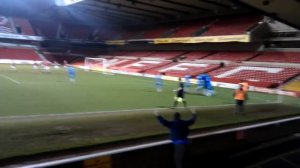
[{"xmin": 84, "ymin": 57, "xmax": 110, "ymax": 74}]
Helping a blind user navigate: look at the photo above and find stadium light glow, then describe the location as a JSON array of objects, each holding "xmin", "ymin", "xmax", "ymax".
[{"xmin": 55, "ymin": 0, "xmax": 84, "ymax": 6}]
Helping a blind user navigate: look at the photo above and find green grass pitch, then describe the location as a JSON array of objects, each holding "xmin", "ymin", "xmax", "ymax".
[
  {"xmin": 0, "ymin": 65, "xmax": 279, "ymax": 116},
  {"xmin": 0, "ymin": 64, "xmax": 299, "ymax": 160}
]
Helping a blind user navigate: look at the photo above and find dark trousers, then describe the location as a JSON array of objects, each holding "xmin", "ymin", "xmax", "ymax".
[
  {"xmin": 235, "ymin": 100, "xmax": 244, "ymax": 113},
  {"xmin": 174, "ymin": 144, "xmax": 187, "ymax": 168}
]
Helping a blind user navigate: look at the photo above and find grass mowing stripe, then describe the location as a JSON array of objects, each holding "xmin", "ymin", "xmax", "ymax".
[
  {"xmin": 0, "ymin": 74, "xmax": 21, "ymax": 84},
  {"xmin": 0, "ymin": 102, "xmax": 280, "ymax": 121},
  {"xmin": 21, "ymin": 114, "xmax": 300, "ymax": 168}
]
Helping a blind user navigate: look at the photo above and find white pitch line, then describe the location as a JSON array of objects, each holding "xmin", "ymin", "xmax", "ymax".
[
  {"xmin": 0, "ymin": 74, "xmax": 21, "ymax": 84},
  {"xmin": 20, "ymin": 115, "xmax": 300, "ymax": 168},
  {"xmin": 0, "ymin": 102, "xmax": 279, "ymax": 120}
]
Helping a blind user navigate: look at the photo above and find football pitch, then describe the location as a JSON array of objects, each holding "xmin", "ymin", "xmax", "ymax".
[
  {"xmin": 0, "ymin": 65, "xmax": 299, "ymax": 160},
  {"xmin": 0, "ymin": 65, "xmax": 280, "ymax": 116}
]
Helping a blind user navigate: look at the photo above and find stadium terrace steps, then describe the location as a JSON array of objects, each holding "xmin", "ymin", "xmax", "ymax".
[
  {"xmin": 0, "ymin": 16, "xmax": 35, "ymax": 36},
  {"xmin": 142, "ymin": 24, "xmax": 175, "ymax": 39},
  {"xmin": 121, "ymin": 30, "xmax": 144, "ymax": 40},
  {"xmin": 250, "ymin": 52, "xmax": 300, "ymax": 63},
  {"xmin": 116, "ymin": 60, "xmax": 172, "ymax": 73},
  {"xmin": 12, "ymin": 18, "xmax": 35, "ymax": 36},
  {"xmin": 145, "ymin": 62, "xmax": 220, "ymax": 77},
  {"xmin": 0, "ymin": 48, "xmax": 41, "ymax": 61},
  {"xmin": 170, "ymin": 19, "xmax": 211, "ymax": 37},
  {"xmin": 70, "ymin": 49, "xmax": 104, "ymax": 57},
  {"xmin": 242, "ymin": 61, "xmax": 300, "ymax": 68},
  {"xmin": 202, "ymin": 15, "xmax": 262, "ymax": 36},
  {"xmin": 181, "ymin": 51, "xmax": 215, "ymax": 61},
  {"xmin": 114, "ymin": 51, "xmax": 153, "ymax": 57},
  {"xmin": 0, "ymin": 16, "xmax": 14, "ymax": 34},
  {"xmin": 144, "ymin": 51, "xmax": 187, "ymax": 60},
  {"xmin": 108, "ymin": 59, "xmax": 138, "ymax": 70},
  {"xmin": 108, "ymin": 51, "xmax": 132, "ymax": 56},
  {"xmin": 63, "ymin": 50, "xmax": 300, "ymax": 89},
  {"xmin": 244, "ymin": 52, "xmax": 262, "ymax": 61},
  {"xmin": 209, "ymin": 65, "xmax": 300, "ymax": 88},
  {"xmin": 43, "ymin": 54, "xmax": 83, "ymax": 64},
  {"xmin": 202, "ymin": 51, "xmax": 260, "ymax": 62}
]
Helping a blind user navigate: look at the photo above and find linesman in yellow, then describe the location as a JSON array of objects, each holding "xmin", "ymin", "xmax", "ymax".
[{"xmin": 233, "ymin": 84, "xmax": 248, "ymax": 113}]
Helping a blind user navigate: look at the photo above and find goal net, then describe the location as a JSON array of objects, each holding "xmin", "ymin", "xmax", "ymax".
[{"xmin": 84, "ymin": 57, "xmax": 110, "ymax": 74}]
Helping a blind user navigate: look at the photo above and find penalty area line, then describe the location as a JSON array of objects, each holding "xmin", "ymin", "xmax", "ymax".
[{"xmin": 0, "ymin": 74, "xmax": 21, "ymax": 84}]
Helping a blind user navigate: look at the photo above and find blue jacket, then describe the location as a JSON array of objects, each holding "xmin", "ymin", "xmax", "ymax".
[{"xmin": 157, "ymin": 113, "xmax": 197, "ymax": 144}]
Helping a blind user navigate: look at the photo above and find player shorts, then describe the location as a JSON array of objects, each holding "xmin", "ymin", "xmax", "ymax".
[
  {"xmin": 174, "ymin": 97, "xmax": 184, "ymax": 102},
  {"xmin": 236, "ymin": 100, "xmax": 244, "ymax": 106}
]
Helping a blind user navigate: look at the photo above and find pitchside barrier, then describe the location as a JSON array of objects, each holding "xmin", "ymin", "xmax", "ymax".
[{"xmin": 19, "ymin": 115, "xmax": 300, "ymax": 168}]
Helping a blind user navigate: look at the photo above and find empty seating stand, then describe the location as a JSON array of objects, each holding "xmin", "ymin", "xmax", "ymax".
[
  {"xmin": 121, "ymin": 51, "xmax": 153, "ymax": 57},
  {"xmin": 142, "ymin": 24, "xmax": 175, "ymax": 39},
  {"xmin": 0, "ymin": 48, "xmax": 41, "ymax": 61},
  {"xmin": 209, "ymin": 65, "xmax": 300, "ymax": 88},
  {"xmin": 120, "ymin": 29, "xmax": 142, "ymax": 40},
  {"xmin": 146, "ymin": 62, "xmax": 220, "ymax": 77},
  {"xmin": 118, "ymin": 60, "xmax": 172, "ymax": 73},
  {"xmin": 109, "ymin": 59, "xmax": 139, "ymax": 70},
  {"xmin": 203, "ymin": 51, "xmax": 258, "ymax": 62},
  {"xmin": 145, "ymin": 51, "xmax": 186, "ymax": 60},
  {"xmin": 0, "ymin": 15, "xmax": 14, "ymax": 34},
  {"xmin": 171, "ymin": 19, "xmax": 210, "ymax": 37},
  {"xmin": 181, "ymin": 51, "xmax": 214, "ymax": 61},
  {"xmin": 43, "ymin": 53, "xmax": 83, "ymax": 64},
  {"xmin": 70, "ymin": 49, "xmax": 103, "ymax": 57},
  {"xmin": 250, "ymin": 52, "xmax": 300, "ymax": 63},
  {"xmin": 13, "ymin": 18, "xmax": 35, "ymax": 36},
  {"xmin": 203, "ymin": 15, "xmax": 262, "ymax": 36}
]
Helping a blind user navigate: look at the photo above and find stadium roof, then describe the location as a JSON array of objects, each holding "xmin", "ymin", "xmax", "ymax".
[{"xmin": 0, "ymin": 0, "xmax": 249, "ymax": 26}]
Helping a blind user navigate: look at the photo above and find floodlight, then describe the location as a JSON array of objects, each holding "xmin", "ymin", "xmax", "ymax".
[{"xmin": 55, "ymin": 0, "xmax": 84, "ymax": 6}]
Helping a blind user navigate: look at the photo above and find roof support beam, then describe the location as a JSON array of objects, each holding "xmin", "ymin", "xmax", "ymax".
[
  {"xmin": 77, "ymin": 3, "xmax": 161, "ymax": 20},
  {"xmin": 160, "ymin": 0, "xmax": 211, "ymax": 12},
  {"xmin": 199, "ymin": 0, "xmax": 232, "ymax": 9},
  {"xmin": 92, "ymin": 0, "xmax": 175, "ymax": 17}
]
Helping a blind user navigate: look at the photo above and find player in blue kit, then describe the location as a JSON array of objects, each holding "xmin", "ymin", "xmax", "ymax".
[
  {"xmin": 155, "ymin": 73, "xmax": 163, "ymax": 92},
  {"xmin": 67, "ymin": 65, "xmax": 76, "ymax": 82},
  {"xmin": 184, "ymin": 75, "xmax": 191, "ymax": 91},
  {"xmin": 196, "ymin": 74, "xmax": 204, "ymax": 91},
  {"xmin": 196, "ymin": 74, "xmax": 214, "ymax": 96}
]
